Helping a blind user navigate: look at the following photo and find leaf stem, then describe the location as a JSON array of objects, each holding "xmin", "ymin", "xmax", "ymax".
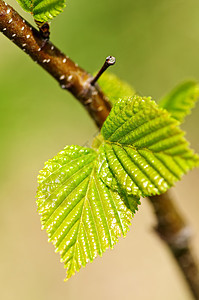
[{"xmin": 1, "ymin": 1, "xmax": 199, "ymax": 298}]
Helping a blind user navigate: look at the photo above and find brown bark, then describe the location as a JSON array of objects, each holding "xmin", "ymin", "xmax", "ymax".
[
  {"xmin": 150, "ymin": 191, "xmax": 199, "ymax": 298},
  {"xmin": 0, "ymin": 0, "xmax": 111, "ymax": 128}
]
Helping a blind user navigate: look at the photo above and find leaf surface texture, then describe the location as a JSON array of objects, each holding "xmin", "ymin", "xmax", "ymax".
[
  {"xmin": 37, "ymin": 96, "xmax": 199, "ymax": 280},
  {"xmin": 37, "ymin": 145, "xmax": 135, "ymax": 280},
  {"xmin": 99, "ymin": 96, "xmax": 199, "ymax": 197},
  {"xmin": 16, "ymin": 0, "xmax": 66, "ymax": 22}
]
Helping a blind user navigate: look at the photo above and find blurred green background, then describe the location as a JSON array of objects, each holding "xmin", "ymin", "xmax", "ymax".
[{"xmin": 0, "ymin": 0, "xmax": 199, "ymax": 299}]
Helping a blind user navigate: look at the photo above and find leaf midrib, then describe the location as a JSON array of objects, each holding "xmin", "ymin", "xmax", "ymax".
[{"xmin": 67, "ymin": 167, "xmax": 103, "ymax": 274}]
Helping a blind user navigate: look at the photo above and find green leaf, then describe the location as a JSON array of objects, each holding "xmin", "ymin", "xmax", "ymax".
[
  {"xmin": 97, "ymin": 72, "xmax": 135, "ymax": 106},
  {"xmin": 16, "ymin": 0, "xmax": 66, "ymax": 22},
  {"xmin": 159, "ymin": 81, "xmax": 199, "ymax": 123},
  {"xmin": 99, "ymin": 96, "xmax": 199, "ymax": 197},
  {"xmin": 33, "ymin": 0, "xmax": 66, "ymax": 22},
  {"xmin": 37, "ymin": 145, "xmax": 138, "ymax": 280},
  {"xmin": 16, "ymin": 0, "xmax": 32, "ymax": 12},
  {"xmin": 37, "ymin": 95, "xmax": 199, "ymax": 280}
]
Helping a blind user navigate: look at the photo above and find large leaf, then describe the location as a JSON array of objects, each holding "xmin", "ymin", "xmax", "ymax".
[
  {"xmin": 98, "ymin": 96, "xmax": 199, "ymax": 197},
  {"xmin": 37, "ymin": 145, "xmax": 138, "ymax": 280},
  {"xmin": 16, "ymin": 0, "xmax": 66, "ymax": 22},
  {"xmin": 37, "ymin": 96, "xmax": 199, "ymax": 280},
  {"xmin": 159, "ymin": 81, "xmax": 199, "ymax": 123},
  {"xmin": 97, "ymin": 72, "xmax": 135, "ymax": 106}
]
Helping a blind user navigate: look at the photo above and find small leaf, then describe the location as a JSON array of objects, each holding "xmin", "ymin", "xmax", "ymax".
[
  {"xmin": 97, "ymin": 72, "xmax": 135, "ymax": 106},
  {"xmin": 33, "ymin": 0, "xmax": 66, "ymax": 22},
  {"xmin": 98, "ymin": 96, "xmax": 199, "ymax": 197},
  {"xmin": 16, "ymin": 0, "xmax": 66, "ymax": 22},
  {"xmin": 159, "ymin": 81, "xmax": 199, "ymax": 123},
  {"xmin": 37, "ymin": 145, "xmax": 138, "ymax": 280},
  {"xmin": 16, "ymin": 0, "xmax": 32, "ymax": 12}
]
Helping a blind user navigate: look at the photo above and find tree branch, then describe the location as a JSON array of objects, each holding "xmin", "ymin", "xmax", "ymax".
[
  {"xmin": 150, "ymin": 191, "xmax": 199, "ymax": 299},
  {"xmin": 1, "ymin": 1, "xmax": 199, "ymax": 298},
  {"xmin": 0, "ymin": 0, "xmax": 111, "ymax": 128}
]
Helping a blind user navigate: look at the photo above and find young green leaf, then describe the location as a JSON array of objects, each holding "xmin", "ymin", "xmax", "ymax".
[
  {"xmin": 37, "ymin": 145, "xmax": 139, "ymax": 280},
  {"xmin": 16, "ymin": 0, "xmax": 66, "ymax": 22},
  {"xmin": 37, "ymin": 96, "xmax": 199, "ymax": 280},
  {"xmin": 159, "ymin": 81, "xmax": 199, "ymax": 123},
  {"xmin": 98, "ymin": 96, "xmax": 199, "ymax": 197},
  {"xmin": 97, "ymin": 72, "xmax": 135, "ymax": 106},
  {"xmin": 16, "ymin": 0, "xmax": 32, "ymax": 12}
]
